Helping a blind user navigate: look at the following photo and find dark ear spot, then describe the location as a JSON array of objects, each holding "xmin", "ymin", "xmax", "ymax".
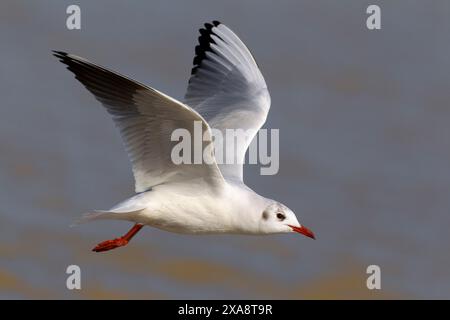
[{"xmin": 262, "ymin": 211, "xmax": 269, "ymax": 220}]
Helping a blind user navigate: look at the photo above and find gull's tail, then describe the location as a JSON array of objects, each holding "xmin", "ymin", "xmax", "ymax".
[{"xmin": 71, "ymin": 208, "xmax": 146, "ymax": 227}]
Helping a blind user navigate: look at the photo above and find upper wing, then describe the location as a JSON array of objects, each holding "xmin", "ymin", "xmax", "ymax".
[
  {"xmin": 184, "ymin": 21, "xmax": 271, "ymax": 182},
  {"xmin": 53, "ymin": 51, "xmax": 224, "ymax": 193}
]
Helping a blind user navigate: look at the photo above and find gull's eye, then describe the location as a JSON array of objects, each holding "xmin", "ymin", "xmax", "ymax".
[{"xmin": 276, "ymin": 213, "xmax": 286, "ymax": 221}]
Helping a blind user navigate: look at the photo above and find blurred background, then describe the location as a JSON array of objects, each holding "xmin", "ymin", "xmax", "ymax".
[{"xmin": 1, "ymin": 0, "xmax": 450, "ymax": 299}]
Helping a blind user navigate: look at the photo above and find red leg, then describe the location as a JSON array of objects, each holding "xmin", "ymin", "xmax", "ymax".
[{"xmin": 92, "ymin": 223, "xmax": 144, "ymax": 253}]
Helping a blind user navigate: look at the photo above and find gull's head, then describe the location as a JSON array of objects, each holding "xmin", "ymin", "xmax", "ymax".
[{"xmin": 259, "ymin": 201, "xmax": 315, "ymax": 239}]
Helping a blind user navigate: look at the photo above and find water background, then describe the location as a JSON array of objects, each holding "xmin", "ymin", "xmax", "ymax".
[{"xmin": 1, "ymin": 0, "xmax": 450, "ymax": 299}]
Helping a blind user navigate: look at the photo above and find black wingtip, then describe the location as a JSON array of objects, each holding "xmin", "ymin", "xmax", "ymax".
[
  {"xmin": 52, "ymin": 50, "xmax": 66, "ymax": 55},
  {"xmin": 52, "ymin": 50, "xmax": 68, "ymax": 60},
  {"xmin": 205, "ymin": 20, "xmax": 221, "ymax": 28},
  {"xmin": 190, "ymin": 21, "xmax": 223, "ymax": 76}
]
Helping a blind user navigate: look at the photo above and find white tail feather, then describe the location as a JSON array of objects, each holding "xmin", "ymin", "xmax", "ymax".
[{"xmin": 70, "ymin": 208, "xmax": 145, "ymax": 227}]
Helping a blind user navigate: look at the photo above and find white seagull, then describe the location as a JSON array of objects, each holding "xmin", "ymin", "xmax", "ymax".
[{"xmin": 53, "ymin": 21, "xmax": 315, "ymax": 252}]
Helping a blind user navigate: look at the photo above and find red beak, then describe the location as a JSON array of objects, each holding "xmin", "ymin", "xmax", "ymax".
[{"xmin": 288, "ymin": 225, "xmax": 316, "ymax": 239}]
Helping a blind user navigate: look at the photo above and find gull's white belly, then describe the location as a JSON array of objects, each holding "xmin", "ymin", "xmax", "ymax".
[{"xmin": 121, "ymin": 182, "xmax": 265, "ymax": 235}]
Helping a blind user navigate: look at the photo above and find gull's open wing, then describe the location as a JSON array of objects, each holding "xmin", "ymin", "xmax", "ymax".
[
  {"xmin": 184, "ymin": 21, "xmax": 271, "ymax": 182},
  {"xmin": 53, "ymin": 51, "xmax": 224, "ymax": 193}
]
